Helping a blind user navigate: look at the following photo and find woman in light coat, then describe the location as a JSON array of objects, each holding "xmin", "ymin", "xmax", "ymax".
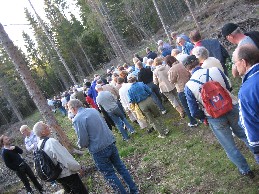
[{"xmin": 153, "ymin": 57, "xmax": 184, "ymax": 117}]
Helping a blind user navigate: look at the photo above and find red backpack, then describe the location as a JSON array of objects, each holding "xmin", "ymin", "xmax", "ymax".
[{"xmin": 191, "ymin": 69, "xmax": 233, "ymax": 118}]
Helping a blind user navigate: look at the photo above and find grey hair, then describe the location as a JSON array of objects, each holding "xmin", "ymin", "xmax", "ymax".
[
  {"xmin": 67, "ymin": 99, "xmax": 83, "ymax": 110},
  {"xmin": 33, "ymin": 121, "xmax": 45, "ymax": 137},
  {"xmin": 192, "ymin": 46, "xmax": 209, "ymax": 60},
  {"xmin": 20, "ymin": 125, "xmax": 29, "ymax": 133},
  {"xmin": 171, "ymin": 49, "xmax": 181, "ymax": 57}
]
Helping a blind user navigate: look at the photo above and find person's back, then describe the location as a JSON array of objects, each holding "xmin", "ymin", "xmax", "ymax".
[
  {"xmin": 202, "ymin": 57, "xmax": 224, "ymax": 72},
  {"xmin": 73, "ymin": 107, "xmax": 115, "ymax": 153},
  {"xmin": 138, "ymin": 67, "xmax": 153, "ymax": 84},
  {"xmin": 186, "ymin": 67, "xmax": 236, "ymax": 116},
  {"xmin": 96, "ymin": 91, "xmax": 118, "ymax": 113},
  {"xmin": 147, "ymin": 50, "xmax": 157, "ymax": 60}
]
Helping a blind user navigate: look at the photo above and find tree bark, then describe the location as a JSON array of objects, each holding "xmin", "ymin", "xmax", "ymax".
[{"xmin": 0, "ymin": 22, "xmax": 73, "ymax": 151}]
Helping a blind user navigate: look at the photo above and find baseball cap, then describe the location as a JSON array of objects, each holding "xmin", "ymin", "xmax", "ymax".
[{"xmin": 221, "ymin": 23, "xmax": 238, "ymax": 37}]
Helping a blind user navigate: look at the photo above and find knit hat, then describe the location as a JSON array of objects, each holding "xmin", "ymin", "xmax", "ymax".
[
  {"xmin": 183, "ymin": 55, "xmax": 198, "ymax": 67},
  {"xmin": 221, "ymin": 23, "xmax": 238, "ymax": 37}
]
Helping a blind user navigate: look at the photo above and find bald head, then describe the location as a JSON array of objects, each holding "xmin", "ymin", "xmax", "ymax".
[{"xmin": 233, "ymin": 44, "xmax": 259, "ymax": 76}]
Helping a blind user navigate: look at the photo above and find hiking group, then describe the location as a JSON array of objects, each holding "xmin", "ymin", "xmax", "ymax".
[{"xmin": 1, "ymin": 22, "xmax": 259, "ymax": 193}]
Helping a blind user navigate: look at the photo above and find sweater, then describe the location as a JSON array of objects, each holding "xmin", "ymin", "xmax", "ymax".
[
  {"xmin": 153, "ymin": 65, "xmax": 175, "ymax": 93},
  {"xmin": 1, "ymin": 146, "xmax": 24, "ymax": 171}
]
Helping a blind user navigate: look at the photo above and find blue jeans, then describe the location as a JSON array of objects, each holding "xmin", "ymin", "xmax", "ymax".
[
  {"xmin": 207, "ymin": 104, "xmax": 251, "ymax": 174},
  {"xmin": 178, "ymin": 92, "xmax": 197, "ymax": 124},
  {"xmin": 147, "ymin": 82, "xmax": 165, "ymax": 111},
  {"xmin": 92, "ymin": 143, "xmax": 138, "ymax": 194},
  {"xmin": 108, "ymin": 107, "xmax": 135, "ymax": 140}
]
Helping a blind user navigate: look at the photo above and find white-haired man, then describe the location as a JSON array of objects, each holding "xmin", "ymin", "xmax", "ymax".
[
  {"xmin": 33, "ymin": 121, "xmax": 88, "ymax": 194},
  {"xmin": 20, "ymin": 125, "xmax": 38, "ymax": 152}
]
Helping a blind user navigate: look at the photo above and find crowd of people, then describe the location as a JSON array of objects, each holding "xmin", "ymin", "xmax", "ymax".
[{"xmin": 1, "ymin": 22, "xmax": 259, "ymax": 193}]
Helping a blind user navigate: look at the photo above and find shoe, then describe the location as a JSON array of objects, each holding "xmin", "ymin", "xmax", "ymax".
[
  {"xmin": 180, "ymin": 112, "xmax": 186, "ymax": 118},
  {"xmin": 158, "ymin": 135, "xmax": 166, "ymax": 138},
  {"xmin": 188, "ymin": 123, "xmax": 198, "ymax": 127},
  {"xmin": 164, "ymin": 129, "xmax": 169, "ymax": 135},
  {"xmin": 130, "ymin": 131, "xmax": 135, "ymax": 134},
  {"xmin": 147, "ymin": 128, "xmax": 154, "ymax": 133},
  {"xmin": 161, "ymin": 110, "xmax": 167, "ymax": 115},
  {"xmin": 240, "ymin": 170, "xmax": 255, "ymax": 179}
]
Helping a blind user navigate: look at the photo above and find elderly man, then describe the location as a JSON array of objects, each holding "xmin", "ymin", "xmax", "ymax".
[
  {"xmin": 127, "ymin": 74, "xmax": 169, "ymax": 138},
  {"xmin": 67, "ymin": 99, "xmax": 138, "ymax": 193},
  {"xmin": 221, "ymin": 23, "xmax": 258, "ymax": 77},
  {"xmin": 33, "ymin": 121, "xmax": 88, "ymax": 194},
  {"xmin": 157, "ymin": 39, "xmax": 172, "ymax": 51},
  {"xmin": 233, "ymin": 44, "xmax": 259, "ymax": 162},
  {"xmin": 176, "ymin": 37, "xmax": 194, "ymax": 55},
  {"xmin": 20, "ymin": 125, "xmax": 38, "ymax": 152},
  {"xmin": 183, "ymin": 55, "xmax": 254, "ymax": 178}
]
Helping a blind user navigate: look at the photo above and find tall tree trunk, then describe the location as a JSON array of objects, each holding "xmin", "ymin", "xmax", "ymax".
[
  {"xmin": 88, "ymin": 0, "xmax": 128, "ymax": 63},
  {"xmin": 71, "ymin": 51, "xmax": 86, "ymax": 80},
  {"xmin": 184, "ymin": 0, "xmax": 201, "ymax": 30},
  {"xmin": 28, "ymin": 0, "xmax": 77, "ymax": 85},
  {"xmin": 76, "ymin": 38, "xmax": 95, "ymax": 72},
  {"xmin": 152, "ymin": 0, "xmax": 171, "ymax": 44},
  {"xmin": 0, "ymin": 79, "xmax": 23, "ymax": 121},
  {"xmin": 0, "ymin": 22, "xmax": 73, "ymax": 151}
]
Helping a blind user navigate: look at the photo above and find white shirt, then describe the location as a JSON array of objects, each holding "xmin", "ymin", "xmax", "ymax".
[{"xmin": 119, "ymin": 83, "xmax": 133, "ymax": 109}]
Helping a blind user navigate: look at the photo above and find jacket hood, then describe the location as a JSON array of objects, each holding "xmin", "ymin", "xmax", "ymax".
[{"xmin": 156, "ymin": 65, "xmax": 166, "ymax": 71}]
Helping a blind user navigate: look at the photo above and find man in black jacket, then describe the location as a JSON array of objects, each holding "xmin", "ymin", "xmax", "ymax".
[{"xmin": 0, "ymin": 135, "xmax": 44, "ymax": 194}]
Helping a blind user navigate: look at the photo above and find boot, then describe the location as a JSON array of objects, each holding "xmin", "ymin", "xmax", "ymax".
[{"xmin": 176, "ymin": 106, "xmax": 185, "ymax": 118}]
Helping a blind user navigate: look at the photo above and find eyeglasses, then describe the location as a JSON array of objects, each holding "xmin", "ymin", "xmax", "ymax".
[{"xmin": 233, "ymin": 58, "xmax": 243, "ymax": 64}]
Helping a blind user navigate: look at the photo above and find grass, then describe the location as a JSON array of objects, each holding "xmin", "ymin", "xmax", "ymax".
[{"xmin": 4, "ymin": 69, "xmax": 259, "ymax": 193}]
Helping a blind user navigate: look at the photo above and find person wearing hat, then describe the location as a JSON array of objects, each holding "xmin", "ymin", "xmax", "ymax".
[
  {"xmin": 183, "ymin": 55, "xmax": 254, "ymax": 178},
  {"xmin": 221, "ymin": 23, "xmax": 257, "ymax": 77}
]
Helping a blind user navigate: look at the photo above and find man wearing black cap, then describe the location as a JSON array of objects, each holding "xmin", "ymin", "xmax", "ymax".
[
  {"xmin": 183, "ymin": 55, "xmax": 254, "ymax": 179},
  {"xmin": 221, "ymin": 23, "xmax": 257, "ymax": 77}
]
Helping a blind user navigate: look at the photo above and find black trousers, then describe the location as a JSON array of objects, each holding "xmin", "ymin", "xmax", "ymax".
[
  {"xmin": 57, "ymin": 173, "xmax": 88, "ymax": 194},
  {"xmin": 15, "ymin": 162, "xmax": 43, "ymax": 192}
]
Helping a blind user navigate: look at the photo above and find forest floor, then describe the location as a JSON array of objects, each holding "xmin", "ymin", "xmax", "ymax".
[{"xmin": 1, "ymin": 0, "xmax": 259, "ymax": 193}]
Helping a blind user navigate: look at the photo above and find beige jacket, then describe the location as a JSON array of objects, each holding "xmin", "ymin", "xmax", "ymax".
[
  {"xmin": 168, "ymin": 62, "xmax": 191, "ymax": 93},
  {"xmin": 153, "ymin": 65, "xmax": 175, "ymax": 93}
]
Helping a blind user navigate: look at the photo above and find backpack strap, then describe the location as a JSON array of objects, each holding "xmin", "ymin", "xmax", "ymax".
[
  {"xmin": 190, "ymin": 69, "xmax": 210, "ymax": 85},
  {"xmin": 206, "ymin": 69, "xmax": 210, "ymax": 82},
  {"xmin": 190, "ymin": 79, "xmax": 204, "ymax": 85},
  {"xmin": 40, "ymin": 137, "xmax": 49, "ymax": 150}
]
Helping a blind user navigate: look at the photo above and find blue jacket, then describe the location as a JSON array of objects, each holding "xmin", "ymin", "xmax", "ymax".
[
  {"xmin": 182, "ymin": 42, "xmax": 194, "ymax": 55},
  {"xmin": 201, "ymin": 39, "xmax": 229, "ymax": 75},
  {"xmin": 238, "ymin": 64, "xmax": 259, "ymax": 153},
  {"xmin": 128, "ymin": 82, "xmax": 152, "ymax": 103}
]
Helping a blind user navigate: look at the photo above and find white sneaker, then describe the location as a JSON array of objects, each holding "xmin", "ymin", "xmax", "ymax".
[
  {"xmin": 158, "ymin": 135, "xmax": 166, "ymax": 138},
  {"xmin": 188, "ymin": 123, "xmax": 198, "ymax": 127},
  {"xmin": 164, "ymin": 129, "xmax": 169, "ymax": 135},
  {"xmin": 161, "ymin": 110, "xmax": 167, "ymax": 115}
]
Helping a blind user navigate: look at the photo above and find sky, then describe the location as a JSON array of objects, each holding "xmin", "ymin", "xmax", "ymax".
[
  {"xmin": 0, "ymin": 0, "xmax": 45, "ymax": 49},
  {"xmin": 0, "ymin": 0, "xmax": 80, "ymax": 51}
]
